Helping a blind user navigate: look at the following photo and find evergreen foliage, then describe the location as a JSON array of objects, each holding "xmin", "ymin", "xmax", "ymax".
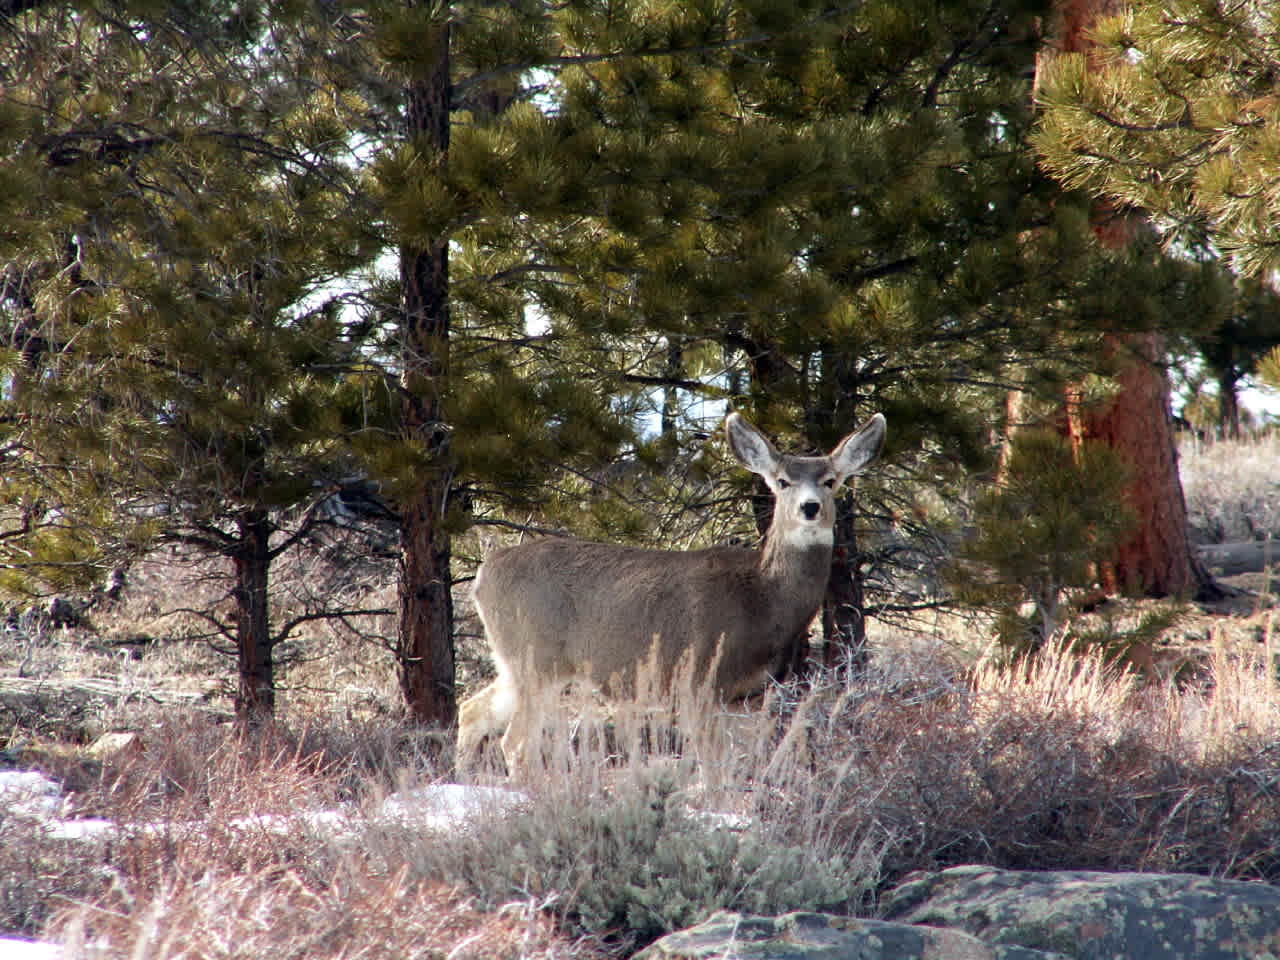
[
  {"xmin": 2, "ymin": 0, "xmax": 1250, "ymax": 713},
  {"xmin": 953, "ymin": 428, "xmax": 1134, "ymax": 653},
  {"xmin": 1034, "ymin": 0, "xmax": 1280, "ymax": 446},
  {"xmin": 408, "ymin": 770, "xmax": 868, "ymax": 948},
  {"xmin": 1033, "ymin": 0, "xmax": 1280, "ymax": 280},
  {"xmin": 0, "ymin": 0, "xmax": 387, "ymax": 719},
  {"xmin": 480, "ymin": 0, "xmax": 1214, "ymax": 648}
]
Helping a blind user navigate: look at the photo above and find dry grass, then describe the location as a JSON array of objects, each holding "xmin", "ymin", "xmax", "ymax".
[
  {"xmin": 1181, "ymin": 430, "xmax": 1280, "ymax": 543},
  {"xmin": 4, "ymin": 629, "xmax": 1280, "ymax": 956},
  {"xmin": 55, "ymin": 869, "xmax": 610, "ymax": 960}
]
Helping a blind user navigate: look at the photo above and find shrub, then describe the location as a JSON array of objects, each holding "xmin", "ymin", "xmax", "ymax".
[
  {"xmin": 1180, "ymin": 431, "xmax": 1280, "ymax": 544},
  {"xmin": 783, "ymin": 640, "xmax": 1280, "ymax": 888},
  {"xmin": 952, "ymin": 429, "xmax": 1134, "ymax": 655},
  {"xmin": 376, "ymin": 764, "xmax": 875, "ymax": 951}
]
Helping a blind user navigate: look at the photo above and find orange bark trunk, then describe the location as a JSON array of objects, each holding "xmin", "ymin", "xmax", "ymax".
[
  {"xmin": 1064, "ymin": 334, "xmax": 1198, "ymax": 596},
  {"xmin": 1044, "ymin": 0, "xmax": 1216, "ymax": 599}
]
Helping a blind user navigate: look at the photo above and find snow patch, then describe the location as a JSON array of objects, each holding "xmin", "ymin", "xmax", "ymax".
[
  {"xmin": 379, "ymin": 784, "xmax": 529, "ymax": 831},
  {"xmin": 0, "ymin": 771, "xmax": 63, "ymax": 819},
  {"xmin": 0, "ymin": 937, "xmax": 63, "ymax": 960}
]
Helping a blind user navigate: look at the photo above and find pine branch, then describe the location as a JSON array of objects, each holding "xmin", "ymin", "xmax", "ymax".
[
  {"xmin": 156, "ymin": 605, "xmax": 236, "ymax": 650},
  {"xmin": 35, "ymin": 124, "xmax": 353, "ymax": 191},
  {"xmin": 471, "ymin": 516, "xmax": 569, "ymax": 538},
  {"xmin": 0, "ymin": 0, "xmax": 45, "ymax": 20},
  {"xmin": 841, "ymin": 256, "xmax": 921, "ymax": 288},
  {"xmin": 452, "ymin": 3, "xmax": 863, "ymax": 99},
  {"xmin": 620, "ymin": 373, "xmax": 723, "ymax": 394},
  {"xmin": 272, "ymin": 606, "xmax": 395, "ymax": 647},
  {"xmin": 1088, "ymin": 108, "xmax": 1190, "ymax": 134},
  {"xmin": 921, "ymin": 0, "xmax": 1002, "ymax": 108}
]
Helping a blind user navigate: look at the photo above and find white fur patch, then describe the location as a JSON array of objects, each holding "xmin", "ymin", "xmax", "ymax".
[
  {"xmin": 783, "ymin": 524, "xmax": 835, "ymax": 548},
  {"xmin": 489, "ymin": 654, "xmax": 518, "ymax": 728}
]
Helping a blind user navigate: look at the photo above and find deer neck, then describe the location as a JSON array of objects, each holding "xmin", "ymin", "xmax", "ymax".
[{"xmin": 758, "ymin": 523, "xmax": 834, "ymax": 588}]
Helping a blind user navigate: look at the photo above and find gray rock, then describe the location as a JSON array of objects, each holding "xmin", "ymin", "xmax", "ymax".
[
  {"xmin": 636, "ymin": 909, "xmax": 1067, "ymax": 959},
  {"xmin": 883, "ymin": 865, "xmax": 1280, "ymax": 959}
]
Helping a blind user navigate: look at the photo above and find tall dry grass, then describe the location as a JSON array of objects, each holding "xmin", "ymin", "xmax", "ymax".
[{"xmin": 1181, "ymin": 430, "xmax": 1280, "ymax": 543}]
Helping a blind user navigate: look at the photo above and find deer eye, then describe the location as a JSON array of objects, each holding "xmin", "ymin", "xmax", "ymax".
[
  {"xmin": 777, "ymin": 478, "xmax": 791, "ymax": 489},
  {"xmin": 822, "ymin": 478, "xmax": 837, "ymax": 488}
]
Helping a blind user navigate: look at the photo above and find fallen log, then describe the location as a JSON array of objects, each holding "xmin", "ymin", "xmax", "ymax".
[
  {"xmin": 1195, "ymin": 540, "xmax": 1280, "ymax": 578},
  {"xmin": 0, "ymin": 676, "xmax": 223, "ymax": 726}
]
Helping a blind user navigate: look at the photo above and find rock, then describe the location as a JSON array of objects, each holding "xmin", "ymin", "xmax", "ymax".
[
  {"xmin": 84, "ymin": 731, "xmax": 143, "ymax": 763},
  {"xmin": 636, "ymin": 910, "xmax": 1067, "ymax": 960},
  {"xmin": 883, "ymin": 865, "xmax": 1280, "ymax": 960}
]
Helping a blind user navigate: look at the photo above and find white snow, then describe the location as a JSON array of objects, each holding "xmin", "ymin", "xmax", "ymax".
[
  {"xmin": 0, "ymin": 771, "xmax": 63, "ymax": 819},
  {"xmin": 379, "ymin": 783, "xmax": 528, "ymax": 830},
  {"xmin": 0, "ymin": 937, "xmax": 64, "ymax": 960}
]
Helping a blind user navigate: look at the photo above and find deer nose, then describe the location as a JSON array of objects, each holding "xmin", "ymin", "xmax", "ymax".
[{"xmin": 801, "ymin": 501, "xmax": 821, "ymax": 521}]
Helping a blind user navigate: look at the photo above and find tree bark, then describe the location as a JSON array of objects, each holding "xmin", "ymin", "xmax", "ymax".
[
  {"xmin": 822, "ymin": 497, "xmax": 869, "ymax": 674},
  {"xmin": 396, "ymin": 16, "xmax": 456, "ymax": 728},
  {"xmin": 1064, "ymin": 333, "xmax": 1211, "ymax": 596},
  {"xmin": 233, "ymin": 508, "xmax": 274, "ymax": 724},
  {"xmin": 813, "ymin": 345, "xmax": 876, "ymax": 675},
  {"xmin": 1042, "ymin": 0, "xmax": 1220, "ymax": 601},
  {"xmin": 1215, "ymin": 363, "xmax": 1242, "ymax": 439}
]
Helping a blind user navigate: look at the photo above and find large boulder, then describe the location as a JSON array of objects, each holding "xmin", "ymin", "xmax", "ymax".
[
  {"xmin": 636, "ymin": 910, "xmax": 1066, "ymax": 959},
  {"xmin": 883, "ymin": 865, "xmax": 1280, "ymax": 959},
  {"xmin": 639, "ymin": 867, "xmax": 1280, "ymax": 959}
]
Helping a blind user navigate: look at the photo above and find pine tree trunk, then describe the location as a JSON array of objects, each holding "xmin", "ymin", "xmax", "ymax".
[
  {"xmin": 822, "ymin": 497, "xmax": 868, "ymax": 674},
  {"xmin": 396, "ymin": 15, "xmax": 456, "ymax": 728},
  {"xmin": 233, "ymin": 508, "xmax": 274, "ymax": 724},
  {"xmin": 1065, "ymin": 333, "xmax": 1211, "ymax": 596},
  {"xmin": 1042, "ymin": 0, "xmax": 1220, "ymax": 601},
  {"xmin": 814, "ymin": 347, "xmax": 873, "ymax": 675},
  {"xmin": 1216, "ymin": 365, "xmax": 1242, "ymax": 439}
]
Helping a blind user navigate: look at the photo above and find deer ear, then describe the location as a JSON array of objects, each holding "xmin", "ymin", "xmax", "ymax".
[
  {"xmin": 831, "ymin": 413, "xmax": 886, "ymax": 481},
  {"xmin": 726, "ymin": 413, "xmax": 781, "ymax": 475}
]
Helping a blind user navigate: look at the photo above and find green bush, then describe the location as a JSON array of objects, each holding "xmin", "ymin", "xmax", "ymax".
[
  {"xmin": 393, "ymin": 769, "xmax": 868, "ymax": 948},
  {"xmin": 953, "ymin": 428, "xmax": 1135, "ymax": 655}
]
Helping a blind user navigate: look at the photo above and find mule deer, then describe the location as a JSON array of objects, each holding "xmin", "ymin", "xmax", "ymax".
[{"xmin": 457, "ymin": 411, "xmax": 887, "ymax": 771}]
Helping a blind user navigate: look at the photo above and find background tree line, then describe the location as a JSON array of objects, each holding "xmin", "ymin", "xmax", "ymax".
[{"xmin": 2, "ymin": 0, "xmax": 1277, "ymax": 727}]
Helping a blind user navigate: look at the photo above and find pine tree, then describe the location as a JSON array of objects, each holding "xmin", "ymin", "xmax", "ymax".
[
  {"xmin": 369, "ymin": 0, "xmax": 1207, "ymax": 693},
  {"xmin": 955, "ymin": 427, "xmax": 1134, "ymax": 651},
  {"xmin": 0, "ymin": 0, "xmax": 385, "ymax": 722},
  {"xmin": 385, "ymin": 5, "xmax": 456, "ymax": 727},
  {"xmin": 1029, "ymin": 0, "xmax": 1279, "ymax": 598},
  {"xmin": 493, "ymin": 0, "xmax": 1147, "ymax": 663},
  {"xmin": 1182, "ymin": 270, "xmax": 1280, "ymax": 438}
]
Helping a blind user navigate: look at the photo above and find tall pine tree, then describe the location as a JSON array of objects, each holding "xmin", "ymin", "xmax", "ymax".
[
  {"xmin": 1029, "ymin": 0, "xmax": 1279, "ymax": 597},
  {"xmin": 0, "ymin": 0, "xmax": 385, "ymax": 721},
  {"xmin": 1034, "ymin": 0, "xmax": 1280, "ymax": 280}
]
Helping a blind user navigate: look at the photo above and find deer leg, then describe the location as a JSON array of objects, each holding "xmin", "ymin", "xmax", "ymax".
[
  {"xmin": 457, "ymin": 677, "xmax": 516, "ymax": 768},
  {"xmin": 498, "ymin": 691, "xmax": 533, "ymax": 775}
]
